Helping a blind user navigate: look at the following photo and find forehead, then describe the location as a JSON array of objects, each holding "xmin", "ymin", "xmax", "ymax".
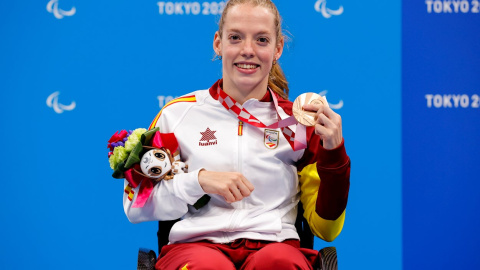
[{"xmin": 223, "ymin": 4, "xmax": 276, "ymax": 34}]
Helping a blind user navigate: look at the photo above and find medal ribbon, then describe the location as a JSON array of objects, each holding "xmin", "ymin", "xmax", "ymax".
[{"xmin": 217, "ymin": 86, "xmax": 307, "ymax": 151}]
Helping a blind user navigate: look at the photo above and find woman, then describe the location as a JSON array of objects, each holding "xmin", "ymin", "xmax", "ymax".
[{"xmin": 124, "ymin": 0, "xmax": 350, "ymax": 269}]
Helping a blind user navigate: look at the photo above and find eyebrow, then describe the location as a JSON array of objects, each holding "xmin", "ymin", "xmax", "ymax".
[{"xmin": 226, "ymin": 28, "xmax": 273, "ymax": 36}]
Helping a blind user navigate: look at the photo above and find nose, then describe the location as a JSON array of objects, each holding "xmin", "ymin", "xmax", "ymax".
[{"xmin": 241, "ymin": 39, "xmax": 255, "ymax": 58}]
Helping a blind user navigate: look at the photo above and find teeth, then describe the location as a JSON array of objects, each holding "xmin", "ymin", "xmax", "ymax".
[{"xmin": 236, "ymin": 64, "xmax": 257, "ymax": 69}]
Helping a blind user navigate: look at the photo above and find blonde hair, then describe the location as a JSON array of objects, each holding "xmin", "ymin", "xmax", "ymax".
[{"xmin": 218, "ymin": 0, "xmax": 289, "ymax": 99}]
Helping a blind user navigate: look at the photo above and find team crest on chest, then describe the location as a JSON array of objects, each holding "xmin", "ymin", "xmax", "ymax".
[
  {"xmin": 199, "ymin": 127, "xmax": 218, "ymax": 146},
  {"xmin": 264, "ymin": 129, "xmax": 279, "ymax": 149}
]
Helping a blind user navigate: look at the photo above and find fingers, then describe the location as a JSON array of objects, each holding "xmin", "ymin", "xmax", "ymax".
[
  {"xmin": 229, "ymin": 185, "xmax": 244, "ymax": 203},
  {"xmin": 241, "ymin": 178, "xmax": 255, "ymax": 193},
  {"xmin": 302, "ymin": 103, "xmax": 335, "ymax": 120},
  {"xmin": 302, "ymin": 103, "xmax": 343, "ymax": 150},
  {"xmin": 224, "ymin": 189, "xmax": 237, "ymax": 204},
  {"xmin": 224, "ymin": 174, "xmax": 254, "ymax": 203},
  {"xmin": 198, "ymin": 171, "xmax": 255, "ymax": 203},
  {"xmin": 315, "ymin": 112, "xmax": 341, "ymax": 130},
  {"xmin": 302, "ymin": 102, "xmax": 340, "ymax": 128}
]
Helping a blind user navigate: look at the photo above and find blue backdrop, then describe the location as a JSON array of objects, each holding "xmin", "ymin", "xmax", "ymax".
[
  {"xmin": 0, "ymin": 0, "xmax": 475, "ymax": 269},
  {"xmin": 402, "ymin": 1, "xmax": 480, "ymax": 269}
]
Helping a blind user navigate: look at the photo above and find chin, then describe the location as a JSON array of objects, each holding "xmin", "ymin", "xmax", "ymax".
[{"xmin": 233, "ymin": 76, "xmax": 267, "ymax": 89}]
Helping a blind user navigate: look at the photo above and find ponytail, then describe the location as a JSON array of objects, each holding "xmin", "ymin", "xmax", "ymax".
[{"xmin": 268, "ymin": 63, "xmax": 289, "ymax": 100}]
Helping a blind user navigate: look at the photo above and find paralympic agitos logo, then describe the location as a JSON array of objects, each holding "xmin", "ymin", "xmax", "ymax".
[
  {"xmin": 314, "ymin": 0, "xmax": 344, "ymax": 19},
  {"xmin": 47, "ymin": 92, "xmax": 76, "ymax": 113},
  {"xmin": 46, "ymin": 0, "xmax": 76, "ymax": 19}
]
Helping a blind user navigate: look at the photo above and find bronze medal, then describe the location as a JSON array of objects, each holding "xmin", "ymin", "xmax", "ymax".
[{"xmin": 292, "ymin": 93, "xmax": 327, "ymax": 126}]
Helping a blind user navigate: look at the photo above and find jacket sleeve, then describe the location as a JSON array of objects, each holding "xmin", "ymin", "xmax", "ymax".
[
  {"xmin": 296, "ymin": 127, "xmax": 351, "ymax": 242},
  {"xmin": 123, "ymin": 168, "xmax": 206, "ymax": 223},
  {"xmin": 123, "ymin": 101, "xmax": 206, "ymax": 223}
]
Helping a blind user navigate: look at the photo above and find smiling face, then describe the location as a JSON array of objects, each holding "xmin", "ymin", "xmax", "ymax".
[
  {"xmin": 213, "ymin": 3, "xmax": 284, "ymax": 104},
  {"xmin": 140, "ymin": 149, "xmax": 172, "ymax": 179}
]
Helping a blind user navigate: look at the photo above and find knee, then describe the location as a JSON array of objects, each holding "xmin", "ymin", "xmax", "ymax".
[
  {"xmin": 247, "ymin": 243, "xmax": 310, "ymax": 269},
  {"xmin": 187, "ymin": 248, "xmax": 234, "ymax": 269},
  {"xmin": 157, "ymin": 244, "xmax": 235, "ymax": 270}
]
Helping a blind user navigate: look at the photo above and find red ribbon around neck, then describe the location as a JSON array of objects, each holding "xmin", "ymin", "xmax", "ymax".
[{"xmin": 216, "ymin": 85, "xmax": 307, "ymax": 151}]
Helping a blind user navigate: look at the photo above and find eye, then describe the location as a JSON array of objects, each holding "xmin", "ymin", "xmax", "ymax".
[
  {"xmin": 150, "ymin": 167, "xmax": 162, "ymax": 175},
  {"xmin": 258, "ymin": 37, "xmax": 269, "ymax": 44},
  {"xmin": 228, "ymin": 34, "xmax": 241, "ymax": 42},
  {"xmin": 154, "ymin": 152, "xmax": 166, "ymax": 160}
]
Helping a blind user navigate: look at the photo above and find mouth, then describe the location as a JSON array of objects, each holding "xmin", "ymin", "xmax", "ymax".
[{"xmin": 234, "ymin": 63, "xmax": 260, "ymax": 70}]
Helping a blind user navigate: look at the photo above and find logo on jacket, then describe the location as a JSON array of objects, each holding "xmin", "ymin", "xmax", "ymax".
[
  {"xmin": 46, "ymin": 91, "xmax": 76, "ymax": 113},
  {"xmin": 199, "ymin": 127, "xmax": 218, "ymax": 146},
  {"xmin": 264, "ymin": 129, "xmax": 279, "ymax": 149},
  {"xmin": 46, "ymin": 0, "xmax": 76, "ymax": 19}
]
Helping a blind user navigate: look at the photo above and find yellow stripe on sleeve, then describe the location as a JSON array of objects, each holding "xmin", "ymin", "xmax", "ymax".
[
  {"xmin": 148, "ymin": 95, "xmax": 197, "ymax": 130},
  {"xmin": 298, "ymin": 162, "xmax": 346, "ymax": 242}
]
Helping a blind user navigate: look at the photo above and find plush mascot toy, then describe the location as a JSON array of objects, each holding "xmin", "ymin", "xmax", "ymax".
[
  {"xmin": 107, "ymin": 128, "xmax": 185, "ymax": 207},
  {"xmin": 107, "ymin": 128, "xmax": 209, "ymax": 209}
]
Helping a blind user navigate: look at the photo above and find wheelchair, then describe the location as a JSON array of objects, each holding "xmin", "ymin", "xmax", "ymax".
[{"xmin": 137, "ymin": 202, "xmax": 338, "ymax": 270}]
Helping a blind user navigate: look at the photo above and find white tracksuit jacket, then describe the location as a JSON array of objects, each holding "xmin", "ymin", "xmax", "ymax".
[{"xmin": 123, "ymin": 81, "xmax": 350, "ymax": 244}]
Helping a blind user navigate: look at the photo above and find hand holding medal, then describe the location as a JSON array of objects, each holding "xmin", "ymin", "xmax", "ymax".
[{"xmin": 293, "ymin": 93, "xmax": 343, "ymax": 150}]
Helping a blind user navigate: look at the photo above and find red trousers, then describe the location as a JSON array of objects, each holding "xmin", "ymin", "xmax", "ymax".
[{"xmin": 155, "ymin": 239, "xmax": 319, "ymax": 270}]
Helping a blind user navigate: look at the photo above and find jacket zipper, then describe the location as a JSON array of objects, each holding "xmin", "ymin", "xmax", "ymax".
[
  {"xmin": 238, "ymin": 121, "xmax": 243, "ymax": 173},
  {"xmin": 238, "ymin": 120, "xmax": 244, "ymax": 136},
  {"xmin": 223, "ymin": 121, "xmax": 245, "ymax": 243}
]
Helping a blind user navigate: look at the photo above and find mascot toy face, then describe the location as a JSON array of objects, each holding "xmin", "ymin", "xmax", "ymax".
[{"xmin": 140, "ymin": 149, "xmax": 172, "ymax": 179}]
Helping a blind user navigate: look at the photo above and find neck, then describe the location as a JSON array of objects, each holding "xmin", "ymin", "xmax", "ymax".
[{"xmin": 222, "ymin": 78, "xmax": 268, "ymax": 105}]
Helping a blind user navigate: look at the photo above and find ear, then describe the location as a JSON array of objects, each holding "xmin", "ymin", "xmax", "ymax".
[
  {"xmin": 213, "ymin": 31, "xmax": 222, "ymax": 56},
  {"xmin": 166, "ymin": 148, "xmax": 174, "ymax": 164},
  {"xmin": 274, "ymin": 36, "xmax": 284, "ymax": 61}
]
